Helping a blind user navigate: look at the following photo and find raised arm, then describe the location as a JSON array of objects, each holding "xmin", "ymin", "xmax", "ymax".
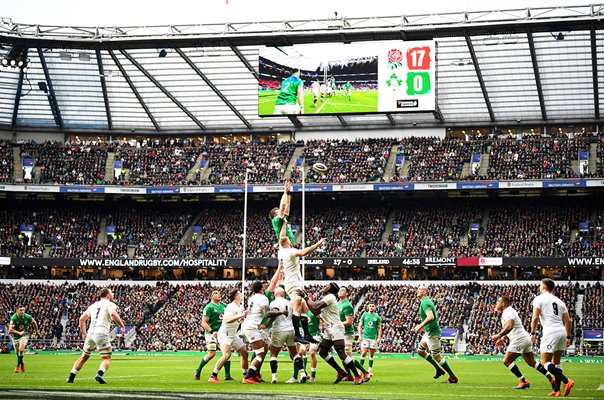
[
  {"xmin": 267, "ymin": 261, "xmax": 283, "ymax": 293},
  {"xmin": 278, "ymin": 181, "xmax": 292, "ymax": 218},
  {"xmin": 294, "ymin": 238, "xmax": 327, "ymax": 257}
]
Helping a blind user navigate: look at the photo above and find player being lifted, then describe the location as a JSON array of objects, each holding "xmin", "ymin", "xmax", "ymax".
[
  {"xmin": 338, "ymin": 287, "xmax": 371, "ymax": 382},
  {"xmin": 531, "ymin": 278, "xmax": 575, "ymax": 397},
  {"xmin": 279, "ymin": 216, "xmax": 326, "ymax": 343},
  {"xmin": 269, "ymin": 180, "xmax": 322, "ymax": 343},
  {"xmin": 195, "ymin": 290, "xmax": 233, "ymax": 381},
  {"xmin": 413, "ymin": 285, "xmax": 458, "ymax": 384},
  {"xmin": 274, "ymin": 69, "xmax": 304, "ymax": 115},
  {"xmin": 299, "ymin": 283, "xmax": 364, "ymax": 385},
  {"xmin": 207, "ymin": 289, "xmax": 249, "ymax": 383},
  {"xmin": 491, "ymin": 296, "xmax": 555, "ymax": 390},
  {"xmin": 358, "ymin": 302, "xmax": 382, "ymax": 376},
  {"xmin": 66, "ymin": 288, "xmax": 126, "ymax": 384},
  {"xmin": 241, "ymin": 281, "xmax": 288, "ymax": 384},
  {"xmin": 9, "ymin": 306, "xmax": 38, "ymax": 373},
  {"xmin": 265, "ymin": 287, "xmax": 308, "ymax": 384}
]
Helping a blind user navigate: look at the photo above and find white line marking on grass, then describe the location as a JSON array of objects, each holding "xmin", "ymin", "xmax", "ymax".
[
  {"xmin": 598, "ymin": 383, "xmax": 604, "ymax": 390},
  {"xmin": 108, "ymin": 374, "xmax": 161, "ymax": 379},
  {"xmin": 315, "ymin": 98, "xmax": 329, "ymax": 113}
]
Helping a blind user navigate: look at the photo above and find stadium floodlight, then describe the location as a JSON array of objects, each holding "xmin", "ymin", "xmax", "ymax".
[{"xmin": 1, "ymin": 59, "xmax": 7, "ymax": 67}]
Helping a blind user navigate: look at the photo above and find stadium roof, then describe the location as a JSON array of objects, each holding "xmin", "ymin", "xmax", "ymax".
[{"xmin": 0, "ymin": 4, "xmax": 603, "ymax": 134}]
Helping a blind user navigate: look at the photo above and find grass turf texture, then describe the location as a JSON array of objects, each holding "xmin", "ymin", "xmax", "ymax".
[
  {"xmin": 1, "ymin": 353, "xmax": 603, "ymax": 399},
  {"xmin": 258, "ymin": 90, "xmax": 378, "ymax": 115}
]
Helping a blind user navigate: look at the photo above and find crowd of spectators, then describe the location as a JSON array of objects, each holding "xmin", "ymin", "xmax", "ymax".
[
  {"xmin": 304, "ymin": 205, "xmax": 389, "ymax": 257},
  {"xmin": 481, "ymin": 201, "xmax": 589, "ymax": 257},
  {"xmin": 299, "ymin": 138, "xmax": 392, "ymax": 183},
  {"xmin": 114, "ymin": 146, "xmax": 200, "ymax": 186},
  {"xmin": 367, "ymin": 205, "xmax": 481, "ymax": 257},
  {"xmin": 201, "ymin": 141, "xmax": 300, "ymax": 185},
  {"xmin": 484, "ymin": 137, "xmax": 594, "ymax": 180},
  {"xmin": 393, "ymin": 138, "xmax": 487, "ymax": 182},
  {"xmin": 20, "ymin": 141, "xmax": 108, "ymax": 185},
  {"xmin": 2, "ymin": 135, "xmax": 604, "ymax": 186},
  {"xmin": 105, "ymin": 208, "xmax": 194, "ymax": 259}
]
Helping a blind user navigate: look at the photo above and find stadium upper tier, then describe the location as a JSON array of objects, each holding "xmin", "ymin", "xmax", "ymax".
[
  {"xmin": 0, "ymin": 4, "xmax": 603, "ymax": 132},
  {"xmin": 1, "ymin": 135, "xmax": 603, "ymax": 186}
]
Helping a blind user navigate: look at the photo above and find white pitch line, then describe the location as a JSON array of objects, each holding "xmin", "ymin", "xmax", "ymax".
[
  {"xmin": 598, "ymin": 383, "xmax": 604, "ymax": 390},
  {"xmin": 315, "ymin": 98, "xmax": 330, "ymax": 113}
]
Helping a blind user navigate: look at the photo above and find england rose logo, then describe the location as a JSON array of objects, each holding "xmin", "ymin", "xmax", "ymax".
[{"xmin": 387, "ymin": 49, "xmax": 403, "ymax": 69}]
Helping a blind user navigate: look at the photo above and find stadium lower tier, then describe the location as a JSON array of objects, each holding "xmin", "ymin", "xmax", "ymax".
[{"xmin": 0, "ymin": 280, "xmax": 601, "ymax": 356}]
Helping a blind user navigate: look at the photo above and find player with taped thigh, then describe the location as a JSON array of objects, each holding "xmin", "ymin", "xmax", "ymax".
[
  {"xmin": 66, "ymin": 288, "xmax": 125, "ymax": 384},
  {"xmin": 491, "ymin": 296, "xmax": 554, "ymax": 390},
  {"xmin": 208, "ymin": 289, "xmax": 249, "ymax": 383},
  {"xmin": 413, "ymin": 285, "xmax": 458, "ymax": 384},
  {"xmin": 195, "ymin": 290, "xmax": 232, "ymax": 380},
  {"xmin": 358, "ymin": 302, "xmax": 382, "ymax": 376},
  {"xmin": 338, "ymin": 286, "xmax": 370, "ymax": 382},
  {"xmin": 265, "ymin": 287, "xmax": 308, "ymax": 384},
  {"xmin": 278, "ymin": 216, "xmax": 326, "ymax": 343},
  {"xmin": 300, "ymin": 283, "xmax": 364, "ymax": 385},
  {"xmin": 242, "ymin": 281, "xmax": 287, "ymax": 384},
  {"xmin": 8, "ymin": 306, "xmax": 38, "ymax": 373},
  {"xmin": 531, "ymin": 278, "xmax": 575, "ymax": 397}
]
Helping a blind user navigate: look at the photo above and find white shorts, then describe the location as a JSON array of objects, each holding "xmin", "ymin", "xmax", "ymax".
[
  {"xmin": 217, "ymin": 331, "xmax": 245, "ymax": 351},
  {"xmin": 10, "ymin": 335, "xmax": 29, "ymax": 349},
  {"xmin": 274, "ymin": 104, "xmax": 301, "ymax": 115},
  {"xmin": 507, "ymin": 336, "xmax": 533, "ymax": 354},
  {"xmin": 322, "ymin": 323, "xmax": 345, "ymax": 342},
  {"xmin": 83, "ymin": 332, "xmax": 112, "ymax": 356},
  {"xmin": 420, "ymin": 333, "xmax": 442, "ymax": 353},
  {"xmin": 243, "ymin": 326, "xmax": 269, "ymax": 344},
  {"xmin": 540, "ymin": 330, "xmax": 567, "ymax": 354},
  {"xmin": 361, "ymin": 338, "xmax": 378, "ymax": 350},
  {"xmin": 285, "ymin": 282, "xmax": 303, "ymax": 302},
  {"xmin": 205, "ymin": 333, "xmax": 219, "ymax": 351},
  {"xmin": 271, "ymin": 330, "xmax": 296, "ymax": 348}
]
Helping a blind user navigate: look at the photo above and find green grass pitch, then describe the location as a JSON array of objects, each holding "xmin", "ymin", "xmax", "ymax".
[
  {"xmin": 258, "ymin": 90, "xmax": 378, "ymax": 115},
  {"xmin": 1, "ymin": 353, "xmax": 603, "ymax": 399}
]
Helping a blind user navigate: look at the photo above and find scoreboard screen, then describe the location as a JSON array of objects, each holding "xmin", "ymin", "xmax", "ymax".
[{"xmin": 258, "ymin": 40, "xmax": 436, "ymax": 116}]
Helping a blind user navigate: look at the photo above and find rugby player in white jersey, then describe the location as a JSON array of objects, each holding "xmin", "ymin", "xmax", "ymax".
[
  {"xmin": 265, "ymin": 287, "xmax": 308, "ymax": 384},
  {"xmin": 208, "ymin": 288, "xmax": 249, "ymax": 383},
  {"xmin": 242, "ymin": 281, "xmax": 288, "ymax": 384},
  {"xmin": 491, "ymin": 296, "xmax": 554, "ymax": 390},
  {"xmin": 66, "ymin": 288, "xmax": 125, "ymax": 384},
  {"xmin": 278, "ymin": 217, "xmax": 326, "ymax": 343},
  {"xmin": 530, "ymin": 278, "xmax": 575, "ymax": 397},
  {"xmin": 298, "ymin": 283, "xmax": 364, "ymax": 385}
]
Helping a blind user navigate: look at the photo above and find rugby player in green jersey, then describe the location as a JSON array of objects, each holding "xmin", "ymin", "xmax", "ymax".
[
  {"xmin": 195, "ymin": 291, "xmax": 231, "ymax": 381},
  {"xmin": 413, "ymin": 285, "xmax": 458, "ymax": 383},
  {"xmin": 358, "ymin": 302, "xmax": 382, "ymax": 375},
  {"xmin": 343, "ymin": 81, "xmax": 352, "ymax": 100},
  {"xmin": 338, "ymin": 287, "xmax": 370, "ymax": 382},
  {"xmin": 274, "ymin": 69, "xmax": 304, "ymax": 115},
  {"xmin": 9, "ymin": 306, "xmax": 38, "ymax": 373},
  {"xmin": 306, "ymin": 310, "xmax": 322, "ymax": 382}
]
